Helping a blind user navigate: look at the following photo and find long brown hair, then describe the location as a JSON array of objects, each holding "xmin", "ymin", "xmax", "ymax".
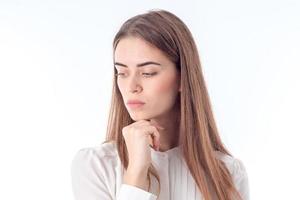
[{"xmin": 104, "ymin": 9, "xmax": 242, "ymax": 200}]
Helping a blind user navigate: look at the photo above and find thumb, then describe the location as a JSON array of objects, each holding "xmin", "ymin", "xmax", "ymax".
[
  {"xmin": 151, "ymin": 130, "xmax": 160, "ymax": 151},
  {"xmin": 149, "ymin": 119, "xmax": 165, "ymax": 130}
]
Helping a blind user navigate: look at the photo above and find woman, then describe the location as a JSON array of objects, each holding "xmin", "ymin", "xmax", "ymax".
[{"xmin": 71, "ymin": 9, "xmax": 249, "ymax": 200}]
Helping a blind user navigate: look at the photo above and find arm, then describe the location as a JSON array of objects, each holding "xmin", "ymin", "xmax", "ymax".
[
  {"xmin": 71, "ymin": 148, "xmax": 157, "ymax": 200},
  {"xmin": 118, "ymin": 167, "xmax": 157, "ymax": 199}
]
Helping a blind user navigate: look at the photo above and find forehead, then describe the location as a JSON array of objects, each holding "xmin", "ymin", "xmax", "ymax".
[{"xmin": 114, "ymin": 37, "xmax": 169, "ymax": 63}]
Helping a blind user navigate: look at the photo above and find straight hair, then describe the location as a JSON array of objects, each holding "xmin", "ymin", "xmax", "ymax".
[{"xmin": 104, "ymin": 9, "xmax": 242, "ymax": 200}]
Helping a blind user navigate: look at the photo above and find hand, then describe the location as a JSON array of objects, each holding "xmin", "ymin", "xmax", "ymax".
[
  {"xmin": 122, "ymin": 119, "xmax": 164, "ymax": 171},
  {"xmin": 122, "ymin": 119, "xmax": 164, "ymax": 189}
]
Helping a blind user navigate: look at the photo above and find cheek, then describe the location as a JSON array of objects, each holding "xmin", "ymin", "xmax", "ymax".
[
  {"xmin": 117, "ymin": 80, "xmax": 126, "ymax": 96},
  {"xmin": 148, "ymin": 77, "xmax": 179, "ymax": 111},
  {"xmin": 153, "ymin": 78, "xmax": 177, "ymax": 97},
  {"xmin": 153, "ymin": 75, "xmax": 178, "ymax": 94}
]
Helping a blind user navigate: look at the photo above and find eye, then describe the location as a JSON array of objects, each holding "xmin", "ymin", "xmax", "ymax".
[
  {"xmin": 115, "ymin": 72, "xmax": 126, "ymax": 77},
  {"xmin": 115, "ymin": 72, "xmax": 158, "ymax": 78},
  {"xmin": 142, "ymin": 72, "xmax": 157, "ymax": 77}
]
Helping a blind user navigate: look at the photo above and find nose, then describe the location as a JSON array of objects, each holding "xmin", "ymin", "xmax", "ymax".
[{"xmin": 127, "ymin": 75, "xmax": 142, "ymax": 93}]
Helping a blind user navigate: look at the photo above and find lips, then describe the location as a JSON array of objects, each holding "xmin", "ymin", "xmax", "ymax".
[
  {"xmin": 127, "ymin": 100, "xmax": 145, "ymax": 104},
  {"xmin": 126, "ymin": 100, "xmax": 145, "ymax": 109}
]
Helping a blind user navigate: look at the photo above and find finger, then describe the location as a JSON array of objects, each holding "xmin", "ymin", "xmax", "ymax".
[
  {"xmin": 148, "ymin": 134, "xmax": 154, "ymax": 147},
  {"xmin": 135, "ymin": 122, "xmax": 161, "ymax": 150},
  {"xmin": 146, "ymin": 119, "xmax": 165, "ymax": 130},
  {"xmin": 155, "ymin": 126, "xmax": 165, "ymax": 130},
  {"xmin": 148, "ymin": 127, "xmax": 160, "ymax": 151}
]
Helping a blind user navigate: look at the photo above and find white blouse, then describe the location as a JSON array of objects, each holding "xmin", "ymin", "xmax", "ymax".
[{"xmin": 71, "ymin": 141, "xmax": 249, "ymax": 200}]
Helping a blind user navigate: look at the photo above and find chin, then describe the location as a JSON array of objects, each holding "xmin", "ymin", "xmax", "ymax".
[
  {"xmin": 130, "ymin": 114, "xmax": 149, "ymax": 121},
  {"xmin": 129, "ymin": 112, "xmax": 156, "ymax": 121}
]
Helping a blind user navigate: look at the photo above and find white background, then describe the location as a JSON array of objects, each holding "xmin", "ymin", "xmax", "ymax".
[{"xmin": 0, "ymin": 0, "xmax": 299, "ymax": 199}]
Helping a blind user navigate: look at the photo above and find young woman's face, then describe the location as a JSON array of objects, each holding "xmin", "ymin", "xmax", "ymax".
[{"xmin": 114, "ymin": 36, "xmax": 181, "ymax": 121}]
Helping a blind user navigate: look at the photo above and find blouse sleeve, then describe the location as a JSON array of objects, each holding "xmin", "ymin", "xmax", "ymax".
[
  {"xmin": 117, "ymin": 184, "xmax": 157, "ymax": 200},
  {"xmin": 232, "ymin": 158, "xmax": 250, "ymax": 200},
  {"xmin": 71, "ymin": 148, "xmax": 157, "ymax": 200}
]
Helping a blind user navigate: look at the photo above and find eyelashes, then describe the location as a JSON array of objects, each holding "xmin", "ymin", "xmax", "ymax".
[{"xmin": 115, "ymin": 72, "xmax": 158, "ymax": 78}]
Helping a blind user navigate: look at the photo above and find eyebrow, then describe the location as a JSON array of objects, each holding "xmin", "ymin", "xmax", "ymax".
[{"xmin": 114, "ymin": 61, "xmax": 161, "ymax": 68}]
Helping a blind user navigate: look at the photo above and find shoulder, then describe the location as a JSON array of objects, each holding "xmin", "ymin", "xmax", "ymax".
[
  {"xmin": 72, "ymin": 141, "xmax": 118, "ymax": 163},
  {"xmin": 214, "ymin": 151, "xmax": 250, "ymax": 199},
  {"xmin": 71, "ymin": 142, "xmax": 121, "ymax": 197},
  {"xmin": 214, "ymin": 151, "xmax": 248, "ymax": 183},
  {"xmin": 71, "ymin": 141, "xmax": 119, "ymax": 178}
]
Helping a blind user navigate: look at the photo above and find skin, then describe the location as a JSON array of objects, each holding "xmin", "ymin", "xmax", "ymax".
[{"xmin": 114, "ymin": 36, "xmax": 181, "ymax": 191}]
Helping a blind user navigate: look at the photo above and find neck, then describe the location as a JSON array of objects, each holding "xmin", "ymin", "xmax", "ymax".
[{"xmin": 150, "ymin": 103, "xmax": 180, "ymax": 152}]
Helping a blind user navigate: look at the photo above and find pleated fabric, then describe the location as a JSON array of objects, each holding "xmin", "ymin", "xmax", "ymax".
[{"xmin": 71, "ymin": 141, "xmax": 249, "ymax": 200}]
